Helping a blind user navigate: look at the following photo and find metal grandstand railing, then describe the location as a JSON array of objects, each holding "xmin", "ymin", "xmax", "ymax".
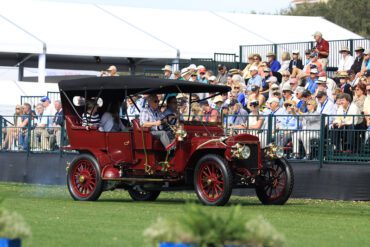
[
  {"xmin": 20, "ymin": 91, "xmax": 60, "ymax": 109},
  {"xmin": 239, "ymin": 38, "xmax": 370, "ymax": 72},
  {"xmin": 1, "ymin": 113, "xmax": 370, "ymax": 164}
]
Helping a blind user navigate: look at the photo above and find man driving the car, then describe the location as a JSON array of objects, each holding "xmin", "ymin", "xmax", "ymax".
[{"xmin": 139, "ymin": 94, "xmax": 173, "ymax": 150}]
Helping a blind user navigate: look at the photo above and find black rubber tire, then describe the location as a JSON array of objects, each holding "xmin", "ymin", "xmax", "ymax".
[
  {"xmin": 67, "ymin": 153, "xmax": 103, "ymax": 201},
  {"xmin": 255, "ymin": 158, "xmax": 294, "ymax": 205},
  {"xmin": 128, "ymin": 188, "xmax": 161, "ymax": 201},
  {"xmin": 194, "ymin": 154, "xmax": 233, "ymax": 206}
]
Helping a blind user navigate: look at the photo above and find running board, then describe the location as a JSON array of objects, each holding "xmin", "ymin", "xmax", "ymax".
[{"xmin": 102, "ymin": 177, "xmax": 181, "ymax": 182}]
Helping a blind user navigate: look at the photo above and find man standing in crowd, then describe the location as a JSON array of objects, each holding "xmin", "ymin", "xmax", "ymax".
[
  {"xmin": 266, "ymin": 52, "xmax": 281, "ymax": 72},
  {"xmin": 351, "ymin": 46, "xmax": 365, "ymax": 74},
  {"xmin": 33, "ymin": 103, "xmax": 50, "ymax": 150},
  {"xmin": 216, "ymin": 64, "xmax": 228, "ymax": 84},
  {"xmin": 41, "ymin": 96, "xmax": 56, "ymax": 129},
  {"xmin": 313, "ymin": 31, "xmax": 329, "ymax": 71},
  {"xmin": 162, "ymin": 65, "xmax": 174, "ymax": 79}
]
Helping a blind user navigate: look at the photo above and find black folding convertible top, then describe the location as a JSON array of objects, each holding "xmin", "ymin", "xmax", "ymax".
[{"xmin": 58, "ymin": 76, "xmax": 231, "ymax": 94}]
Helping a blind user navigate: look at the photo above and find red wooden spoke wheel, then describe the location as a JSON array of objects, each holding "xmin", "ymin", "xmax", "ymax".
[
  {"xmin": 194, "ymin": 154, "xmax": 232, "ymax": 206},
  {"xmin": 256, "ymin": 158, "xmax": 294, "ymax": 205},
  {"xmin": 67, "ymin": 154, "xmax": 103, "ymax": 201}
]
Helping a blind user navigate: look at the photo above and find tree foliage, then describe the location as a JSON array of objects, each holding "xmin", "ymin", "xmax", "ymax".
[{"xmin": 281, "ymin": 0, "xmax": 370, "ymax": 37}]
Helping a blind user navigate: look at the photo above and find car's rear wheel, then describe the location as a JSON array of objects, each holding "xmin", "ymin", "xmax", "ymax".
[
  {"xmin": 128, "ymin": 187, "xmax": 161, "ymax": 201},
  {"xmin": 194, "ymin": 154, "xmax": 233, "ymax": 206},
  {"xmin": 255, "ymin": 158, "xmax": 294, "ymax": 205},
  {"xmin": 67, "ymin": 154, "xmax": 103, "ymax": 201}
]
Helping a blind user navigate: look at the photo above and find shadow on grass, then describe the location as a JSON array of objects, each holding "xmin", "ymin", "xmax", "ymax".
[{"xmin": 97, "ymin": 197, "xmax": 305, "ymax": 206}]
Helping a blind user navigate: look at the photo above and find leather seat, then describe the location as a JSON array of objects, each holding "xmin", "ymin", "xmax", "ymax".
[{"xmin": 132, "ymin": 119, "xmax": 164, "ymax": 150}]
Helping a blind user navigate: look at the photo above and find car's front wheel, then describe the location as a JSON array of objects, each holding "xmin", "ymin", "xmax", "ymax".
[
  {"xmin": 67, "ymin": 154, "xmax": 103, "ymax": 201},
  {"xmin": 255, "ymin": 158, "xmax": 294, "ymax": 205},
  {"xmin": 194, "ymin": 154, "xmax": 233, "ymax": 206},
  {"xmin": 128, "ymin": 187, "xmax": 161, "ymax": 201}
]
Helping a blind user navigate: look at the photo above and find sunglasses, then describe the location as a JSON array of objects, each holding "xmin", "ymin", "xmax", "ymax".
[
  {"xmin": 191, "ymin": 74, "xmax": 197, "ymax": 77},
  {"xmin": 16, "ymin": 108, "xmax": 21, "ymax": 110},
  {"xmin": 234, "ymin": 87, "xmax": 240, "ymax": 89},
  {"xmin": 285, "ymin": 104, "xmax": 292, "ymax": 107},
  {"xmin": 307, "ymin": 103, "xmax": 312, "ymax": 106},
  {"xmin": 282, "ymin": 75, "xmax": 290, "ymax": 77}
]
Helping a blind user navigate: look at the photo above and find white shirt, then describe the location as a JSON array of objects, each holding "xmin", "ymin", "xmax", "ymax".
[
  {"xmin": 337, "ymin": 55, "xmax": 354, "ymax": 71},
  {"xmin": 334, "ymin": 103, "xmax": 362, "ymax": 125},
  {"xmin": 43, "ymin": 104, "xmax": 56, "ymax": 127}
]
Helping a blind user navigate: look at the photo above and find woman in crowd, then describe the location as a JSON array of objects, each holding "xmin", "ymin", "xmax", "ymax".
[
  {"xmin": 279, "ymin": 52, "xmax": 291, "ymax": 73},
  {"xmin": 1, "ymin": 105, "xmax": 23, "ymax": 150},
  {"xmin": 190, "ymin": 102, "xmax": 202, "ymax": 121},
  {"xmin": 247, "ymin": 85, "xmax": 266, "ymax": 111},
  {"xmin": 291, "ymin": 99, "xmax": 320, "ymax": 160},
  {"xmin": 353, "ymin": 83, "xmax": 366, "ymax": 113}
]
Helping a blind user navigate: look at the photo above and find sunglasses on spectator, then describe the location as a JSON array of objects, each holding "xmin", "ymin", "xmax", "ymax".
[
  {"xmin": 285, "ymin": 104, "xmax": 292, "ymax": 107},
  {"xmin": 191, "ymin": 74, "xmax": 197, "ymax": 77},
  {"xmin": 200, "ymin": 72, "xmax": 205, "ymax": 75},
  {"xmin": 234, "ymin": 87, "xmax": 240, "ymax": 89},
  {"xmin": 16, "ymin": 108, "xmax": 21, "ymax": 110},
  {"xmin": 282, "ymin": 75, "xmax": 290, "ymax": 77},
  {"xmin": 307, "ymin": 103, "xmax": 312, "ymax": 106},
  {"xmin": 209, "ymin": 80, "xmax": 214, "ymax": 82}
]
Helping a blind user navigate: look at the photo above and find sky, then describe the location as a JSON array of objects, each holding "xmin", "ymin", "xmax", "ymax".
[{"xmin": 52, "ymin": 0, "xmax": 293, "ymax": 14}]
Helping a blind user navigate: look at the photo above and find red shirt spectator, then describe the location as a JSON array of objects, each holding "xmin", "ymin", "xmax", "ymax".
[{"xmin": 313, "ymin": 31, "xmax": 329, "ymax": 59}]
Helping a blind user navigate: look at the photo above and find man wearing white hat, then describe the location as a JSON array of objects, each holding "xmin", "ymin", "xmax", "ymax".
[
  {"xmin": 337, "ymin": 46, "xmax": 354, "ymax": 72},
  {"xmin": 316, "ymin": 76, "xmax": 333, "ymax": 101},
  {"xmin": 162, "ymin": 65, "xmax": 174, "ymax": 79},
  {"xmin": 180, "ymin": 68, "xmax": 191, "ymax": 81},
  {"xmin": 351, "ymin": 46, "xmax": 365, "ymax": 74}
]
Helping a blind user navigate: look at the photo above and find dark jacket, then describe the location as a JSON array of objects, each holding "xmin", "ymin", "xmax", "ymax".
[
  {"xmin": 288, "ymin": 59, "xmax": 304, "ymax": 73},
  {"xmin": 350, "ymin": 55, "xmax": 364, "ymax": 74}
]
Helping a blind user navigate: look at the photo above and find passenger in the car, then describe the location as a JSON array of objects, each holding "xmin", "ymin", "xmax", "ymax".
[
  {"xmin": 82, "ymin": 100, "xmax": 100, "ymax": 127},
  {"xmin": 99, "ymin": 101, "xmax": 126, "ymax": 132}
]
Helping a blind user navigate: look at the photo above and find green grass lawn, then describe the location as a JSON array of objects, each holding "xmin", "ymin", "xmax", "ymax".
[{"xmin": 0, "ymin": 183, "xmax": 369, "ymax": 247}]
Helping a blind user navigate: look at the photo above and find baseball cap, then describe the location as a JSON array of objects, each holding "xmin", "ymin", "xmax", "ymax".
[
  {"xmin": 317, "ymin": 77, "xmax": 327, "ymax": 83},
  {"xmin": 41, "ymin": 96, "xmax": 50, "ymax": 102}
]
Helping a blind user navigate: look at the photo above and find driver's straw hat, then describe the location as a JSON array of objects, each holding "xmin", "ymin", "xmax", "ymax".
[{"xmin": 107, "ymin": 65, "xmax": 117, "ymax": 71}]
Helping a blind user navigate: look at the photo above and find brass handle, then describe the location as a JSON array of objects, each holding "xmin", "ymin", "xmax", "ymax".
[{"xmin": 124, "ymin": 141, "xmax": 130, "ymax": 146}]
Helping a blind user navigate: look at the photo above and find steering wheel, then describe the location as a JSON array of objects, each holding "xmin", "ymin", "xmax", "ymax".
[{"xmin": 160, "ymin": 113, "xmax": 177, "ymax": 132}]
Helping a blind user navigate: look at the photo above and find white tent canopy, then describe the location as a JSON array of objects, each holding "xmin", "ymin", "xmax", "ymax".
[{"xmin": 0, "ymin": 0, "xmax": 363, "ymax": 60}]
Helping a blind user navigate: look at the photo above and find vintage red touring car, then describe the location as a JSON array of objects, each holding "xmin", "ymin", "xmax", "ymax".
[{"xmin": 59, "ymin": 76, "xmax": 294, "ymax": 206}]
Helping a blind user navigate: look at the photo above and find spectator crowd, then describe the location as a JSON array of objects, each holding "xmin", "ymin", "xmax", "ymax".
[{"xmin": 2, "ymin": 32, "xmax": 370, "ymax": 160}]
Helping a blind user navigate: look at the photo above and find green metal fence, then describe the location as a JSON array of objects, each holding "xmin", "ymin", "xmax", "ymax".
[{"xmin": 2, "ymin": 113, "xmax": 370, "ymax": 164}]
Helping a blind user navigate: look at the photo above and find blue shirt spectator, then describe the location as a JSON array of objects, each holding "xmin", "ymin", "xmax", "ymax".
[{"xmin": 270, "ymin": 59, "xmax": 281, "ymax": 72}]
